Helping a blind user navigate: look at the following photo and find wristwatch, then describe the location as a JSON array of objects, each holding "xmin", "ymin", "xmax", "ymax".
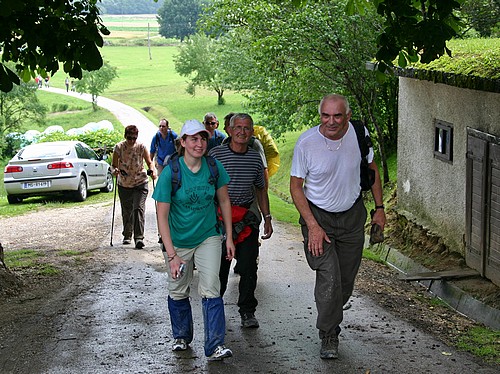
[{"xmin": 264, "ymin": 214, "xmax": 272, "ymax": 220}]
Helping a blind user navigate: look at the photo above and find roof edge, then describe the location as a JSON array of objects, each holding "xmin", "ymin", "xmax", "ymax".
[{"xmin": 394, "ymin": 67, "xmax": 500, "ymax": 94}]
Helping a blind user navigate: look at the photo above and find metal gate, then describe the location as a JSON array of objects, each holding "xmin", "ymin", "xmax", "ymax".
[{"xmin": 465, "ymin": 128, "xmax": 500, "ymax": 287}]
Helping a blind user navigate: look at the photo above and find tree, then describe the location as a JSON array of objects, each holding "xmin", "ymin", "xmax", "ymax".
[
  {"xmin": 74, "ymin": 62, "xmax": 118, "ymax": 111},
  {"xmin": 157, "ymin": 0, "xmax": 203, "ymax": 41},
  {"xmin": 201, "ymin": 0, "xmax": 398, "ymax": 183},
  {"xmin": 460, "ymin": 0, "xmax": 500, "ymax": 37},
  {"xmin": 99, "ymin": 0, "xmax": 164, "ymax": 14},
  {"xmin": 0, "ymin": 80, "xmax": 46, "ymax": 157},
  {"xmin": 174, "ymin": 33, "xmax": 230, "ymax": 105},
  {"xmin": 0, "ymin": 0, "xmax": 112, "ymax": 93},
  {"xmin": 273, "ymin": 0, "xmax": 463, "ymax": 76}
]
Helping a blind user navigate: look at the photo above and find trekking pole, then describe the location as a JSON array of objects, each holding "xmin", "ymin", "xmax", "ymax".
[
  {"xmin": 148, "ymin": 170, "xmax": 161, "ymax": 244},
  {"xmin": 110, "ymin": 174, "xmax": 118, "ymax": 246}
]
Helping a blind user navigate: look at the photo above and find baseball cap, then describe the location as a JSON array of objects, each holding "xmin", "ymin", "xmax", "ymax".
[{"xmin": 180, "ymin": 119, "xmax": 210, "ymax": 138}]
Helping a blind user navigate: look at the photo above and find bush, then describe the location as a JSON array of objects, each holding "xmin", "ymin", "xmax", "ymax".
[
  {"xmin": 51, "ymin": 103, "xmax": 69, "ymax": 112},
  {"xmin": 36, "ymin": 129, "xmax": 122, "ymax": 156},
  {"xmin": 1, "ymin": 133, "xmax": 25, "ymax": 159}
]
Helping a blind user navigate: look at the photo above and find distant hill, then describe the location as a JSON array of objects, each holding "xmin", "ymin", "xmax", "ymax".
[{"xmin": 99, "ymin": 0, "xmax": 165, "ymax": 15}]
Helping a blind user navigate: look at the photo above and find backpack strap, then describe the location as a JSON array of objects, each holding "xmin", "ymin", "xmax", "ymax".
[
  {"xmin": 168, "ymin": 153, "xmax": 182, "ymax": 196},
  {"xmin": 351, "ymin": 120, "xmax": 375, "ymax": 191},
  {"xmin": 155, "ymin": 133, "xmax": 160, "ymax": 153},
  {"xmin": 169, "ymin": 154, "xmax": 219, "ymax": 196},
  {"xmin": 351, "ymin": 120, "xmax": 371, "ymax": 157},
  {"xmin": 205, "ymin": 155, "xmax": 219, "ymax": 187}
]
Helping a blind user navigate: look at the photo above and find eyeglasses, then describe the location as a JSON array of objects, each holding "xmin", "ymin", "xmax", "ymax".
[
  {"xmin": 232, "ymin": 126, "xmax": 252, "ymax": 133},
  {"xmin": 206, "ymin": 121, "xmax": 217, "ymax": 126},
  {"xmin": 126, "ymin": 136, "xmax": 137, "ymax": 140}
]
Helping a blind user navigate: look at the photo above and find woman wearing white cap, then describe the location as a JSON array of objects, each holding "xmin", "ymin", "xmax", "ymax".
[{"xmin": 152, "ymin": 119, "xmax": 235, "ymax": 361}]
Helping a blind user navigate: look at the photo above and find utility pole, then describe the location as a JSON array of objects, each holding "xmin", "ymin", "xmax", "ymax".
[{"xmin": 148, "ymin": 23, "xmax": 152, "ymax": 60}]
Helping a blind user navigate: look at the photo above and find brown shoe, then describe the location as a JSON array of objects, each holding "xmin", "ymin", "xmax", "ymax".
[{"xmin": 320, "ymin": 335, "xmax": 339, "ymax": 359}]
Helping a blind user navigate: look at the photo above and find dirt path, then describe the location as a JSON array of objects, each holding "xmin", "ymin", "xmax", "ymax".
[{"xmin": 0, "ymin": 193, "xmax": 498, "ymax": 373}]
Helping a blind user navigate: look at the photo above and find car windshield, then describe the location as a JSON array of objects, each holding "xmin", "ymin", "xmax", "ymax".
[{"xmin": 18, "ymin": 144, "xmax": 72, "ymax": 159}]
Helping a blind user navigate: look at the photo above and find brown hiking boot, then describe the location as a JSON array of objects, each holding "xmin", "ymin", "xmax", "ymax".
[{"xmin": 320, "ymin": 335, "xmax": 339, "ymax": 359}]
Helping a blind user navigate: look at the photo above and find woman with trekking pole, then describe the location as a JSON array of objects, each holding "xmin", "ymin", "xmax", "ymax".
[
  {"xmin": 111, "ymin": 125, "xmax": 156, "ymax": 249},
  {"xmin": 152, "ymin": 119, "xmax": 235, "ymax": 361}
]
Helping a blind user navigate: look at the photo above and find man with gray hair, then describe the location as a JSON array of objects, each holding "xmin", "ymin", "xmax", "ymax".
[
  {"xmin": 209, "ymin": 113, "xmax": 273, "ymax": 328},
  {"xmin": 290, "ymin": 94, "xmax": 385, "ymax": 359}
]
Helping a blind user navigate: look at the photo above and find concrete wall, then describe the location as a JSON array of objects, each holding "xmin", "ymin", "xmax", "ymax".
[{"xmin": 397, "ymin": 77, "xmax": 500, "ymax": 254}]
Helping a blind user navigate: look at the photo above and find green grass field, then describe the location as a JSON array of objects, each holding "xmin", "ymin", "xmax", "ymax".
[{"xmin": 47, "ymin": 45, "xmax": 248, "ymax": 133}]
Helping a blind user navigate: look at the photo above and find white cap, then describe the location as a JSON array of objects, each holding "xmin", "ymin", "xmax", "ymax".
[{"xmin": 179, "ymin": 119, "xmax": 210, "ymax": 138}]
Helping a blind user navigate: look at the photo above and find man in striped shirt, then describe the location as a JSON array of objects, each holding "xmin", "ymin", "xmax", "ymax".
[{"xmin": 209, "ymin": 113, "xmax": 273, "ymax": 329}]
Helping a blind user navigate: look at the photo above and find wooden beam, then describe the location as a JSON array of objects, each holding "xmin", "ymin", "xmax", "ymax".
[{"xmin": 399, "ymin": 269, "xmax": 480, "ymax": 282}]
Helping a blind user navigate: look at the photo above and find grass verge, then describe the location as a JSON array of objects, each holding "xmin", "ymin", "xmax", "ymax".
[{"xmin": 457, "ymin": 327, "xmax": 500, "ymax": 364}]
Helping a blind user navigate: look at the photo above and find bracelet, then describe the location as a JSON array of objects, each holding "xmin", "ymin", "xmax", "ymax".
[
  {"xmin": 375, "ymin": 205, "xmax": 385, "ymax": 210},
  {"xmin": 167, "ymin": 254, "xmax": 177, "ymax": 262},
  {"xmin": 263, "ymin": 214, "xmax": 272, "ymax": 220}
]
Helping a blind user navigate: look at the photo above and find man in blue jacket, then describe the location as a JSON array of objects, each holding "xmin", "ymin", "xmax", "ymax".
[{"xmin": 150, "ymin": 118, "xmax": 178, "ymax": 175}]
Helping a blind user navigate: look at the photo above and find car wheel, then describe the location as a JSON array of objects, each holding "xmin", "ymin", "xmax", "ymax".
[
  {"xmin": 7, "ymin": 195, "xmax": 23, "ymax": 204},
  {"xmin": 73, "ymin": 175, "xmax": 88, "ymax": 202},
  {"xmin": 100, "ymin": 171, "xmax": 114, "ymax": 193}
]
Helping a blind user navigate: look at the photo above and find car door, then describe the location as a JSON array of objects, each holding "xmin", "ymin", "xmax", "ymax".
[{"xmin": 75, "ymin": 143, "xmax": 105, "ymax": 188}]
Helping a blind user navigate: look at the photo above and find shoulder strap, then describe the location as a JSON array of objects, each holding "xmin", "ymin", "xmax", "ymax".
[
  {"xmin": 351, "ymin": 120, "xmax": 372, "ymax": 158},
  {"xmin": 169, "ymin": 155, "xmax": 219, "ymax": 196},
  {"xmin": 168, "ymin": 153, "xmax": 182, "ymax": 196},
  {"xmin": 351, "ymin": 120, "xmax": 375, "ymax": 191},
  {"xmin": 205, "ymin": 155, "xmax": 219, "ymax": 186},
  {"xmin": 155, "ymin": 133, "xmax": 160, "ymax": 151}
]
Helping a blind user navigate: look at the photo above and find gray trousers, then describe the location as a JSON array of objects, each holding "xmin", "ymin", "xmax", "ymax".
[
  {"xmin": 118, "ymin": 182, "xmax": 148, "ymax": 242},
  {"xmin": 299, "ymin": 197, "xmax": 366, "ymax": 339}
]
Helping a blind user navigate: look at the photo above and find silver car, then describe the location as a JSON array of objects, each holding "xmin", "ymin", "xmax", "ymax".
[{"xmin": 3, "ymin": 141, "xmax": 113, "ymax": 204}]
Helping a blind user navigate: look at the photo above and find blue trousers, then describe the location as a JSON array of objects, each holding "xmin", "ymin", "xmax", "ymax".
[{"xmin": 168, "ymin": 296, "xmax": 226, "ymax": 356}]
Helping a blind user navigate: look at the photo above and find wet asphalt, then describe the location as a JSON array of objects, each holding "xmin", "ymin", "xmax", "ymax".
[{"xmin": 27, "ymin": 195, "xmax": 497, "ymax": 374}]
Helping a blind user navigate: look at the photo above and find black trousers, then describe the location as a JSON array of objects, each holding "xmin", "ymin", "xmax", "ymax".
[{"xmin": 219, "ymin": 226, "xmax": 260, "ymax": 315}]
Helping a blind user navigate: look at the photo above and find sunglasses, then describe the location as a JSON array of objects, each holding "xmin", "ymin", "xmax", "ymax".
[
  {"xmin": 126, "ymin": 136, "xmax": 137, "ymax": 140},
  {"xmin": 206, "ymin": 121, "xmax": 217, "ymax": 126}
]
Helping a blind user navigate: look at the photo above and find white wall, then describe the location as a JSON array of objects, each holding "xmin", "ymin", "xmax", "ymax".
[{"xmin": 397, "ymin": 77, "xmax": 500, "ymax": 254}]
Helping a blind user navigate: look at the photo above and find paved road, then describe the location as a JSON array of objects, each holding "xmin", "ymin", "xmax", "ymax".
[
  {"xmin": 30, "ymin": 88, "xmax": 498, "ymax": 373},
  {"xmin": 17, "ymin": 196, "xmax": 494, "ymax": 374},
  {"xmin": 44, "ymin": 87, "xmax": 157, "ymax": 145}
]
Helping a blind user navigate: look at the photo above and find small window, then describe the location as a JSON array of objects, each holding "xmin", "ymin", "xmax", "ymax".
[{"xmin": 434, "ymin": 120, "xmax": 453, "ymax": 163}]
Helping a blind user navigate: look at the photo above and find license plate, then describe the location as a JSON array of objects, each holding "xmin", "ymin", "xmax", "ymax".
[{"xmin": 23, "ymin": 181, "xmax": 51, "ymax": 189}]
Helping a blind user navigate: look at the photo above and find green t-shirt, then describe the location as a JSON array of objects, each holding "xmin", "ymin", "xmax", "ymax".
[{"xmin": 152, "ymin": 156, "xmax": 230, "ymax": 248}]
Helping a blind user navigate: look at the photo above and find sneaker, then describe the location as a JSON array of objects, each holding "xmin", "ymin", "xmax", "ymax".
[
  {"xmin": 172, "ymin": 338, "xmax": 188, "ymax": 351},
  {"xmin": 135, "ymin": 240, "xmax": 145, "ymax": 249},
  {"xmin": 320, "ymin": 335, "xmax": 339, "ymax": 359},
  {"xmin": 241, "ymin": 313, "xmax": 259, "ymax": 328},
  {"xmin": 208, "ymin": 345, "xmax": 232, "ymax": 361},
  {"xmin": 123, "ymin": 239, "xmax": 132, "ymax": 245}
]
